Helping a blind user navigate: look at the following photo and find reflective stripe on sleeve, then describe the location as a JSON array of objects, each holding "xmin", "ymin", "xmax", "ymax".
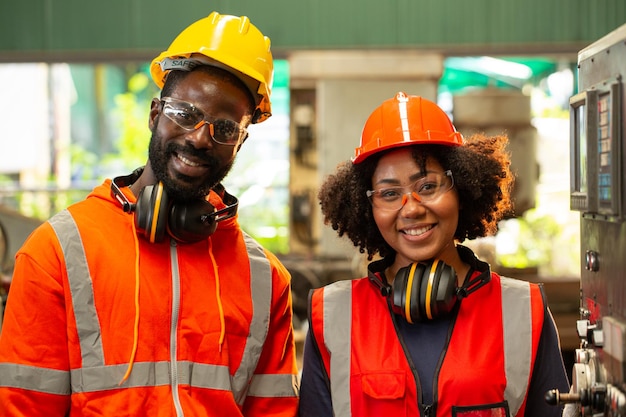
[
  {"xmin": 0, "ymin": 363, "xmax": 71, "ymax": 395},
  {"xmin": 501, "ymin": 277, "xmax": 533, "ymax": 416},
  {"xmin": 49, "ymin": 210, "xmax": 105, "ymax": 368}
]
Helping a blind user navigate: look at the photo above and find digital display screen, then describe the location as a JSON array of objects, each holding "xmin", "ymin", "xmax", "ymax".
[
  {"xmin": 569, "ymin": 91, "xmax": 592, "ymax": 212},
  {"xmin": 569, "ymin": 79, "xmax": 621, "ymax": 218},
  {"xmin": 576, "ymin": 104, "xmax": 588, "ymax": 194}
]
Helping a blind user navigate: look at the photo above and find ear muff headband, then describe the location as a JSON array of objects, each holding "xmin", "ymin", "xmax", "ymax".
[{"xmin": 404, "ymin": 262, "xmax": 419, "ymax": 324}]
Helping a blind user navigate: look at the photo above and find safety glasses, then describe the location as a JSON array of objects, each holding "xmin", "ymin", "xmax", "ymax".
[
  {"xmin": 160, "ymin": 96, "xmax": 248, "ymax": 146},
  {"xmin": 366, "ymin": 170, "xmax": 454, "ymax": 211}
]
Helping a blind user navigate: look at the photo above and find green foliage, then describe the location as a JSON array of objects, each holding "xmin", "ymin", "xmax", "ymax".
[
  {"xmin": 101, "ymin": 72, "xmax": 153, "ymax": 172},
  {"xmin": 239, "ymin": 204, "xmax": 290, "ymax": 254},
  {"xmin": 497, "ymin": 209, "xmax": 561, "ymax": 269},
  {"xmin": 70, "ymin": 144, "xmax": 99, "ymax": 181}
]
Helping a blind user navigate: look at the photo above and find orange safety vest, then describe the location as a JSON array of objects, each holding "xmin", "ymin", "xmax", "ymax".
[
  {"xmin": 310, "ymin": 272, "xmax": 545, "ymax": 417},
  {"xmin": 0, "ymin": 181, "xmax": 299, "ymax": 417}
]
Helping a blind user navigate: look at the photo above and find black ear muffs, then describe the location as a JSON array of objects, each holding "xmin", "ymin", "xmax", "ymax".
[
  {"xmin": 167, "ymin": 199, "xmax": 218, "ymax": 243},
  {"xmin": 133, "ymin": 183, "xmax": 234, "ymax": 243},
  {"xmin": 392, "ymin": 259, "xmax": 458, "ymax": 323},
  {"xmin": 111, "ymin": 168, "xmax": 238, "ymax": 244},
  {"xmin": 368, "ymin": 254, "xmax": 491, "ymax": 324}
]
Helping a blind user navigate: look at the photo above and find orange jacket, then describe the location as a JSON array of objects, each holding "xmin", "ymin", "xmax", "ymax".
[
  {"xmin": 309, "ymin": 272, "xmax": 545, "ymax": 417},
  {"xmin": 0, "ymin": 180, "xmax": 299, "ymax": 417}
]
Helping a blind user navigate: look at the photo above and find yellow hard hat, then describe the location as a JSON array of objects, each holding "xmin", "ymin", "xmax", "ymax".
[{"xmin": 150, "ymin": 12, "xmax": 274, "ymax": 123}]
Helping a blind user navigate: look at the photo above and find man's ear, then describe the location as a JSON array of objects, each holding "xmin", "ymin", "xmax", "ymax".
[{"xmin": 148, "ymin": 98, "xmax": 161, "ymax": 131}]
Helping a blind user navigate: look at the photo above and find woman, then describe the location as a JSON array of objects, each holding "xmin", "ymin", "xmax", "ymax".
[{"xmin": 299, "ymin": 92, "xmax": 569, "ymax": 417}]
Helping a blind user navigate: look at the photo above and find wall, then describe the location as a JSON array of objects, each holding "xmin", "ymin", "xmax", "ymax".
[{"xmin": 0, "ymin": 0, "xmax": 625, "ymax": 62}]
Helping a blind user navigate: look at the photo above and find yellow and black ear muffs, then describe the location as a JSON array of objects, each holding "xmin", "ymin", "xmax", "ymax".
[
  {"xmin": 392, "ymin": 260, "xmax": 458, "ymax": 323},
  {"xmin": 111, "ymin": 168, "xmax": 238, "ymax": 244},
  {"xmin": 368, "ymin": 258, "xmax": 491, "ymax": 323}
]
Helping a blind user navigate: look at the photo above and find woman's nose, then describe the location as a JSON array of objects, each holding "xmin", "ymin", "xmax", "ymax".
[
  {"xmin": 401, "ymin": 191, "xmax": 422, "ymax": 207},
  {"xmin": 399, "ymin": 191, "xmax": 425, "ymax": 215}
]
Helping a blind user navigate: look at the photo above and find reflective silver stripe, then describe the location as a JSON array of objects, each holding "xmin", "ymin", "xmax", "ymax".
[
  {"xmin": 231, "ymin": 233, "xmax": 273, "ymax": 404},
  {"xmin": 248, "ymin": 373, "xmax": 300, "ymax": 397},
  {"xmin": 71, "ymin": 362, "xmax": 170, "ymax": 391},
  {"xmin": 396, "ymin": 91, "xmax": 411, "ymax": 142},
  {"xmin": 49, "ymin": 210, "xmax": 105, "ymax": 368},
  {"xmin": 323, "ymin": 280, "xmax": 353, "ymax": 417},
  {"xmin": 501, "ymin": 277, "xmax": 533, "ymax": 416},
  {"xmin": 186, "ymin": 362, "xmax": 232, "ymax": 391},
  {"xmin": 71, "ymin": 361, "xmax": 231, "ymax": 392},
  {"xmin": 1, "ymin": 361, "xmax": 290, "ymax": 396},
  {"xmin": 0, "ymin": 363, "xmax": 70, "ymax": 395}
]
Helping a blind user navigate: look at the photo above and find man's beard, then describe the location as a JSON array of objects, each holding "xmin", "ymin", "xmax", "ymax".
[{"xmin": 148, "ymin": 129, "xmax": 234, "ymax": 203}]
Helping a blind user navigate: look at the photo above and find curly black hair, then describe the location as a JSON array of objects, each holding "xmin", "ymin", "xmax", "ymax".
[{"xmin": 318, "ymin": 133, "xmax": 514, "ymax": 260}]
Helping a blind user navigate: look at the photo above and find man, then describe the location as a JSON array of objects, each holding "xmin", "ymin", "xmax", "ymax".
[{"xmin": 0, "ymin": 12, "xmax": 299, "ymax": 417}]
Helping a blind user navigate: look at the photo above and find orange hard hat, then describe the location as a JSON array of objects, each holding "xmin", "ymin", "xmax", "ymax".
[
  {"xmin": 353, "ymin": 92, "xmax": 464, "ymax": 164},
  {"xmin": 150, "ymin": 12, "xmax": 274, "ymax": 123}
]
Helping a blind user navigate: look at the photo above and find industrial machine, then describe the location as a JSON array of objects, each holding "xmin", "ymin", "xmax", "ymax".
[{"xmin": 546, "ymin": 23, "xmax": 626, "ymax": 415}]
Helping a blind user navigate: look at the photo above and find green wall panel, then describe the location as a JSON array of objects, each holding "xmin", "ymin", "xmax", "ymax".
[
  {"xmin": 0, "ymin": 1, "xmax": 47, "ymax": 51},
  {"xmin": 0, "ymin": 0, "xmax": 624, "ymax": 61}
]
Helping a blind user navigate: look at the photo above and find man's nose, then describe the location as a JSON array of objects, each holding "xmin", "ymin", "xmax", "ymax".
[{"xmin": 185, "ymin": 122, "xmax": 214, "ymax": 148}]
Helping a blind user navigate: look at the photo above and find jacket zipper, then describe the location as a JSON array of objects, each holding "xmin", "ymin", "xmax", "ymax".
[
  {"xmin": 388, "ymin": 297, "xmax": 460, "ymax": 417},
  {"xmin": 387, "ymin": 298, "xmax": 427, "ymax": 415},
  {"xmin": 430, "ymin": 309, "xmax": 458, "ymax": 416},
  {"xmin": 170, "ymin": 240, "xmax": 185, "ymax": 417}
]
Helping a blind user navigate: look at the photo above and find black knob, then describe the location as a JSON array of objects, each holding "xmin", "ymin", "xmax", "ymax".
[{"xmin": 545, "ymin": 389, "xmax": 581, "ymax": 405}]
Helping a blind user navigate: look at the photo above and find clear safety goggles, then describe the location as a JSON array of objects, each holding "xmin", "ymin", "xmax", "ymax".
[
  {"xmin": 366, "ymin": 170, "xmax": 454, "ymax": 211},
  {"xmin": 160, "ymin": 96, "xmax": 248, "ymax": 146}
]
